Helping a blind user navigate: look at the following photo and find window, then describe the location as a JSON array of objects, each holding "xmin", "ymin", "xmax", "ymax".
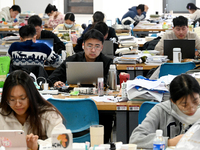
[
  {"xmin": 163, "ymin": 0, "xmax": 196, "ymax": 13},
  {"xmin": 64, "ymin": 0, "xmax": 93, "ymax": 14}
]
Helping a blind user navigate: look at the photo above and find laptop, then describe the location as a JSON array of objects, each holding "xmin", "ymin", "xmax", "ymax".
[
  {"xmin": 35, "ymin": 38, "xmax": 54, "ymax": 50},
  {"xmin": 66, "ymin": 62, "xmax": 103, "ymax": 85},
  {"xmin": 102, "ymin": 41, "xmax": 114, "ymax": 58},
  {"xmin": 0, "ymin": 130, "xmax": 27, "ymax": 150},
  {"xmin": 164, "ymin": 39, "xmax": 195, "ymax": 60}
]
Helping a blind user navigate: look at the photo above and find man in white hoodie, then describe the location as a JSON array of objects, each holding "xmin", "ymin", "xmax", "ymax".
[{"xmin": 0, "ymin": 5, "xmax": 21, "ymax": 26}]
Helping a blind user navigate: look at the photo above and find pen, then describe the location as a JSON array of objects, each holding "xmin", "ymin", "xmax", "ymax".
[{"xmin": 107, "ymin": 98, "xmax": 114, "ymax": 101}]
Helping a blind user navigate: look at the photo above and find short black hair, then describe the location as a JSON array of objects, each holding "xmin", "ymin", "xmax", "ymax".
[
  {"xmin": 28, "ymin": 15, "xmax": 42, "ymax": 27},
  {"xmin": 45, "ymin": 4, "xmax": 58, "ymax": 14},
  {"xmin": 19, "ymin": 24, "xmax": 36, "ymax": 39},
  {"xmin": 173, "ymin": 16, "xmax": 188, "ymax": 27},
  {"xmin": 65, "ymin": 12, "xmax": 75, "ymax": 21},
  {"xmin": 170, "ymin": 74, "xmax": 200, "ymax": 104},
  {"xmin": 136, "ymin": 4, "xmax": 145, "ymax": 12},
  {"xmin": 93, "ymin": 22, "xmax": 108, "ymax": 36},
  {"xmin": 186, "ymin": 3, "xmax": 198, "ymax": 10},
  {"xmin": 93, "ymin": 11, "xmax": 104, "ymax": 23},
  {"xmin": 83, "ymin": 29, "xmax": 104, "ymax": 44},
  {"xmin": 10, "ymin": 5, "xmax": 21, "ymax": 13}
]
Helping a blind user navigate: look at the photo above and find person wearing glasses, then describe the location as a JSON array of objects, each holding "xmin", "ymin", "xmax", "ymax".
[
  {"xmin": 48, "ymin": 28, "xmax": 113, "ymax": 144},
  {"xmin": 49, "ymin": 29, "xmax": 112, "ymax": 88},
  {"xmin": 129, "ymin": 74, "xmax": 200, "ymax": 148},
  {"xmin": 0, "ymin": 70, "xmax": 66, "ymax": 150}
]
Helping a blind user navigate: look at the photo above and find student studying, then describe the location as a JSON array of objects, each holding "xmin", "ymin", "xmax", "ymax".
[
  {"xmin": 28, "ymin": 15, "xmax": 66, "ymax": 54},
  {"xmin": 0, "ymin": 70, "xmax": 66, "ymax": 150},
  {"xmin": 129, "ymin": 74, "xmax": 200, "ymax": 148},
  {"xmin": 155, "ymin": 16, "xmax": 200, "ymax": 55},
  {"xmin": 8, "ymin": 24, "xmax": 62, "ymax": 68}
]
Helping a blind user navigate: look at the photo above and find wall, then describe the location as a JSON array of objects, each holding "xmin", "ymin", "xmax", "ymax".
[{"xmin": 0, "ymin": 0, "xmax": 199, "ymax": 25}]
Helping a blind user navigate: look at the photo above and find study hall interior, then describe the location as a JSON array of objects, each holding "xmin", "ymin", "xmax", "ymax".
[{"xmin": 1, "ymin": 0, "xmax": 200, "ymax": 150}]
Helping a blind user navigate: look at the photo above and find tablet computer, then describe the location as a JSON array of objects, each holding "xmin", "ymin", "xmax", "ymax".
[{"xmin": 0, "ymin": 130, "xmax": 27, "ymax": 150}]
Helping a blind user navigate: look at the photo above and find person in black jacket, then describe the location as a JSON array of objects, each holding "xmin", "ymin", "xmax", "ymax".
[
  {"xmin": 28, "ymin": 15, "xmax": 65, "ymax": 54},
  {"xmin": 74, "ymin": 11, "xmax": 118, "ymax": 54},
  {"xmin": 48, "ymin": 29, "xmax": 114, "ymax": 144},
  {"xmin": 49, "ymin": 29, "xmax": 113, "ymax": 87}
]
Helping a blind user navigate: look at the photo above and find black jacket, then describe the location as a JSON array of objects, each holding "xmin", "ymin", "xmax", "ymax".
[
  {"xmin": 74, "ymin": 25, "xmax": 118, "ymax": 54},
  {"xmin": 48, "ymin": 51, "xmax": 113, "ymax": 86},
  {"xmin": 41, "ymin": 30, "xmax": 65, "ymax": 54}
]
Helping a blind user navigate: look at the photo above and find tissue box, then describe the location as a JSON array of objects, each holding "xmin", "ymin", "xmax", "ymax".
[{"xmin": 52, "ymin": 129, "xmax": 73, "ymax": 150}]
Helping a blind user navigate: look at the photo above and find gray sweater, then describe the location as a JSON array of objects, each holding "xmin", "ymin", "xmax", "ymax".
[
  {"xmin": 155, "ymin": 31, "xmax": 200, "ymax": 55},
  {"xmin": 129, "ymin": 100, "xmax": 194, "ymax": 148}
]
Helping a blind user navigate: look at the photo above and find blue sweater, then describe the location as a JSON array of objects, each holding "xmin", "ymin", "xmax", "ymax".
[
  {"xmin": 8, "ymin": 40, "xmax": 62, "ymax": 68},
  {"xmin": 122, "ymin": 6, "xmax": 146, "ymax": 21}
]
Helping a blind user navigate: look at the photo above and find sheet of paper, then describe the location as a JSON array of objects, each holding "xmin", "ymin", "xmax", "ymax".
[{"xmin": 90, "ymin": 96, "xmax": 122, "ymax": 103}]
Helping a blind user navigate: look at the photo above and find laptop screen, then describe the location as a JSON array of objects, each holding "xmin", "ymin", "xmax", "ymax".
[
  {"xmin": 164, "ymin": 39, "xmax": 195, "ymax": 60},
  {"xmin": 36, "ymin": 39, "xmax": 54, "ymax": 50},
  {"xmin": 66, "ymin": 62, "xmax": 103, "ymax": 85}
]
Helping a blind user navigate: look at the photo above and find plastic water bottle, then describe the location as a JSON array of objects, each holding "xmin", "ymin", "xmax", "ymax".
[
  {"xmin": 153, "ymin": 130, "xmax": 165, "ymax": 150},
  {"xmin": 196, "ymin": 21, "xmax": 199, "ymax": 28},
  {"xmin": 108, "ymin": 64, "xmax": 117, "ymax": 90}
]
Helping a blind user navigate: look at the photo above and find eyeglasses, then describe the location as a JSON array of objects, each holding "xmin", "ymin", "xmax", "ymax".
[
  {"xmin": 86, "ymin": 45, "xmax": 101, "ymax": 51},
  {"xmin": 181, "ymin": 103, "xmax": 200, "ymax": 113},
  {"xmin": 7, "ymin": 97, "xmax": 28, "ymax": 106}
]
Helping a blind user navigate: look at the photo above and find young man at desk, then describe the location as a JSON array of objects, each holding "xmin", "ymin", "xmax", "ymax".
[
  {"xmin": 49, "ymin": 29, "xmax": 113, "ymax": 143},
  {"xmin": 155, "ymin": 16, "xmax": 200, "ymax": 55},
  {"xmin": 8, "ymin": 24, "xmax": 62, "ymax": 68},
  {"xmin": 28, "ymin": 15, "xmax": 66, "ymax": 54}
]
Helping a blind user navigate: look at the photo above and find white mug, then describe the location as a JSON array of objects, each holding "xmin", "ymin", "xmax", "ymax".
[{"xmin": 173, "ymin": 48, "xmax": 182, "ymax": 63}]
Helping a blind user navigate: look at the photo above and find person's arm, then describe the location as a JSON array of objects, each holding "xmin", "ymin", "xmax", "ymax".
[
  {"xmin": 46, "ymin": 50, "xmax": 62, "ymax": 68},
  {"xmin": 47, "ymin": 12, "xmax": 64, "ymax": 28},
  {"xmin": 37, "ymin": 111, "xmax": 66, "ymax": 147},
  {"xmin": 129, "ymin": 105, "xmax": 169, "ymax": 148},
  {"xmin": 48, "ymin": 60, "xmax": 67, "ymax": 86},
  {"xmin": 48, "ymin": 31, "xmax": 66, "ymax": 54}
]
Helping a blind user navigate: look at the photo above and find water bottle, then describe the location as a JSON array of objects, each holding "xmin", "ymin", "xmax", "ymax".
[
  {"xmin": 153, "ymin": 130, "xmax": 165, "ymax": 150},
  {"xmin": 108, "ymin": 64, "xmax": 117, "ymax": 90},
  {"xmin": 196, "ymin": 21, "xmax": 199, "ymax": 28}
]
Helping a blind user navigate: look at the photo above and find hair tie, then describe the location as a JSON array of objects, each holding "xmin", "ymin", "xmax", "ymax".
[{"xmin": 189, "ymin": 6, "xmax": 191, "ymax": 9}]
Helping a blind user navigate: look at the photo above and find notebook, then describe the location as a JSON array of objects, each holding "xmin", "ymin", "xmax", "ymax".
[
  {"xmin": 0, "ymin": 130, "xmax": 27, "ymax": 150},
  {"xmin": 66, "ymin": 62, "xmax": 103, "ymax": 85},
  {"xmin": 102, "ymin": 41, "xmax": 114, "ymax": 58},
  {"xmin": 164, "ymin": 39, "xmax": 195, "ymax": 60},
  {"xmin": 35, "ymin": 38, "xmax": 54, "ymax": 50}
]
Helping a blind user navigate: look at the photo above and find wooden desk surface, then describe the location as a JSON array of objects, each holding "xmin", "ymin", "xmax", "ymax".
[
  {"xmin": 133, "ymin": 21, "xmax": 172, "ymax": 32},
  {"xmin": 52, "ymin": 94, "xmax": 143, "ymax": 111},
  {"xmin": 116, "ymin": 63, "xmax": 159, "ymax": 70},
  {"xmin": 0, "ymin": 27, "xmax": 53, "ymax": 32}
]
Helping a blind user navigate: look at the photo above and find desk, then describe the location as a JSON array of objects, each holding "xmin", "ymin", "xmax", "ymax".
[
  {"xmin": 116, "ymin": 63, "xmax": 159, "ymax": 79},
  {"xmin": 52, "ymin": 94, "xmax": 144, "ymax": 144},
  {"xmin": 133, "ymin": 21, "xmax": 172, "ymax": 37}
]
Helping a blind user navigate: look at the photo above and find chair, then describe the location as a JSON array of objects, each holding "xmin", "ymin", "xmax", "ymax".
[
  {"xmin": 158, "ymin": 62, "xmax": 196, "ymax": 78},
  {"xmin": 47, "ymin": 98, "xmax": 99, "ymax": 143},
  {"xmin": 138, "ymin": 101, "xmax": 159, "ymax": 124}
]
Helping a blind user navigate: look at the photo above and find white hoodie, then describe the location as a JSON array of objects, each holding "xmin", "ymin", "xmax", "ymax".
[
  {"xmin": 0, "ymin": 7, "xmax": 12, "ymax": 22},
  {"xmin": 0, "ymin": 109, "xmax": 66, "ymax": 147}
]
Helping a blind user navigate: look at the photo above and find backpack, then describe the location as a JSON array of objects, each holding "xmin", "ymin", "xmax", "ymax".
[{"xmin": 142, "ymin": 36, "xmax": 161, "ymax": 50}]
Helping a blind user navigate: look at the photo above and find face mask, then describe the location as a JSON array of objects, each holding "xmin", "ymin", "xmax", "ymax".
[{"xmin": 64, "ymin": 23, "xmax": 73, "ymax": 28}]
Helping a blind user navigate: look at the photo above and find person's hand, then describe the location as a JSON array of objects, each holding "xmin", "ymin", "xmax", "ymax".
[
  {"xmin": 12, "ymin": 22, "xmax": 19, "ymax": 26},
  {"xmin": 43, "ymin": 23, "xmax": 48, "ymax": 28},
  {"xmin": 54, "ymin": 81, "xmax": 65, "ymax": 88},
  {"xmin": 26, "ymin": 133, "xmax": 39, "ymax": 150},
  {"xmin": 144, "ymin": 5, "xmax": 149, "ymax": 12},
  {"xmin": 54, "ymin": 12, "xmax": 59, "ymax": 19},
  {"xmin": 168, "ymin": 134, "xmax": 184, "ymax": 146}
]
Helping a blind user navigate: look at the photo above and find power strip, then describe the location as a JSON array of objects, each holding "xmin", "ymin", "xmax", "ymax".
[{"xmin": 39, "ymin": 90, "xmax": 58, "ymax": 95}]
